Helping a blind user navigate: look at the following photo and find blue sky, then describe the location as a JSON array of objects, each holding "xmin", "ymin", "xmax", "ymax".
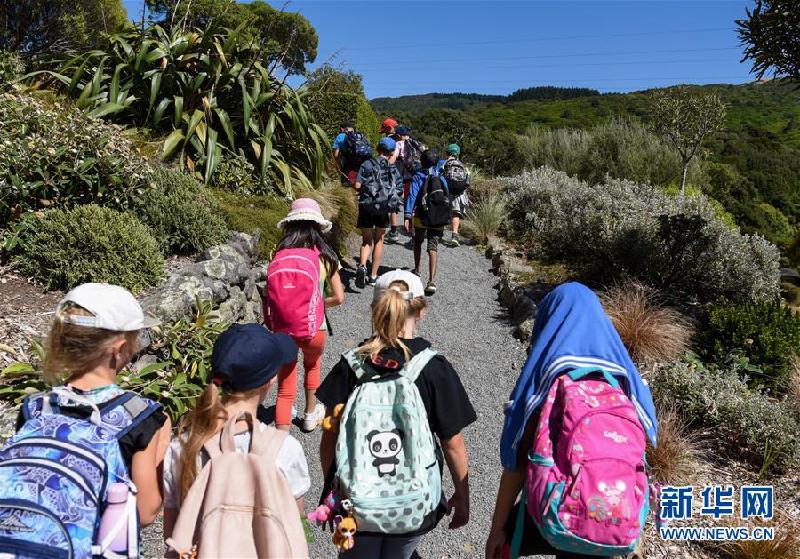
[{"xmin": 122, "ymin": 1, "xmax": 756, "ymax": 99}]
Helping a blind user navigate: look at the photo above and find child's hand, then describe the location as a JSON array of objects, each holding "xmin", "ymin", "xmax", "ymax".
[
  {"xmin": 447, "ymin": 491, "xmax": 469, "ymax": 529},
  {"xmin": 404, "ymin": 219, "xmax": 411, "ymax": 233},
  {"xmin": 484, "ymin": 527, "xmax": 507, "ymax": 558}
]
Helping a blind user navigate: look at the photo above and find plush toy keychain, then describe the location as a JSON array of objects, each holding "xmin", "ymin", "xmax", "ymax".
[
  {"xmin": 322, "ymin": 403, "xmax": 345, "ymax": 432},
  {"xmin": 332, "ymin": 514, "xmax": 357, "ymax": 551},
  {"xmin": 306, "ymin": 491, "xmax": 339, "ymax": 526},
  {"xmin": 332, "ymin": 498, "xmax": 357, "ymax": 551}
]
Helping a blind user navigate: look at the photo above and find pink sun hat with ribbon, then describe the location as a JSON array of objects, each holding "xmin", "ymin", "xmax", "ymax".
[{"xmin": 277, "ymin": 197, "xmax": 332, "ymax": 233}]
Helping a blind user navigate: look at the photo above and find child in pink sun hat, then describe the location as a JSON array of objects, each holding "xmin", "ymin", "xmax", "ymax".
[{"xmin": 265, "ymin": 198, "xmax": 344, "ymax": 432}]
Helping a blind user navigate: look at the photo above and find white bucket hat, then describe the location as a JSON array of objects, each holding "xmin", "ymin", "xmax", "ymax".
[
  {"xmin": 277, "ymin": 198, "xmax": 332, "ymax": 233},
  {"xmin": 56, "ymin": 283, "xmax": 160, "ymax": 331}
]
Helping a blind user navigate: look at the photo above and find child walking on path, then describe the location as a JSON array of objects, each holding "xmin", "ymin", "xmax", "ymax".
[
  {"xmin": 316, "ymin": 269, "xmax": 476, "ymax": 559},
  {"xmin": 485, "ymin": 283, "xmax": 658, "ymax": 559},
  {"xmin": 354, "ymin": 137, "xmax": 404, "ymax": 288},
  {"xmin": 405, "ymin": 149, "xmax": 450, "ymax": 295},
  {"xmin": 0, "ymin": 283, "xmax": 171, "ymax": 557},
  {"xmin": 442, "ymin": 143, "xmax": 471, "ymax": 248},
  {"xmin": 266, "ymin": 198, "xmax": 345, "ymax": 432},
  {"xmin": 163, "ymin": 324, "xmax": 311, "ymax": 557}
]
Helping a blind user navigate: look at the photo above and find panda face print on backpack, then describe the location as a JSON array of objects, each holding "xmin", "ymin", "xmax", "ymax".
[{"xmin": 367, "ymin": 429, "xmax": 404, "ymax": 477}]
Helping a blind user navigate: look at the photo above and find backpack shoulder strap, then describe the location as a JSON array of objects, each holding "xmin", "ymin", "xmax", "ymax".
[
  {"xmin": 343, "ymin": 348, "xmax": 371, "ymax": 381},
  {"xmin": 104, "ymin": 391, "xmax": 163, "ymax": 440},
  {"xmin": 400, "ymin": 348, "xmax": 438, "ymax": 384},
  {"xmin": 21, "ymin": 392, "xmax": 46, "ymax": 421}
]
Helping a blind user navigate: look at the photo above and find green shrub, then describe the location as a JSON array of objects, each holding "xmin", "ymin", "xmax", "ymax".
[
  {"xmin": 697, "ymin": 303, "xmax": 800, "ymax": 391},
  {"xmin": 119, "ymin": 299, "xmax": 228, "ymax": 421},
  {"xmin": 0, "ymin": 92, "xmax": 153, "ymax": 224},
  {"xmin": 309, "ymin": 91, "xmax": 380, "ymax": 146},
  {"xmin": 211, "ymin": 189, "xmax": 289, "ymax": 259},
  {"xmin": 134, "ymin": 168, "xmax": 228, "ymax": 254},
  {"xmin": 211, "ymin": 154, "xmax": 262, "ymax": 195},
  {"xmin": 13, "ymin": 205, "xmax": 163, "ymax": 292},
  {"xmin": 0, "ymin": 50, "xmax": 23, "ymax": 88},
  {"xmin": 504, "ymin": 167, "xmax": 780, "ymax": 303},
  {"xmin": 652, "ymin": 356, "xmax": 800, "ymax": 474}
]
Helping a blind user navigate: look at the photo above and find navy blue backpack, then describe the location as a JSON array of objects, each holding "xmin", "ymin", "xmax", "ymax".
[{"xmin": 0, "ymin": 388, "xmax": 160, "ymax": 559}]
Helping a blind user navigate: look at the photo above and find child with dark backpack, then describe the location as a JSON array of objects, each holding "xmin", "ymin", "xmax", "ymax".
[
  {"xmin": 353, "ymin": 137, "xmax": 404, "ymax": 288},
  {"xmin": 0, "ymin": 283, "xmax": 171, "ymax": 559},
  {"xmin": 265, "ymin": 198, "xmax": 345, "ymax": 432},
  {"xmin": 405, "ymin": 149, "xmax": 450, "ymax": 295},
  {"xmin": 163, "ymin": 323, "xmax": 310, "ymax": 559},
  {"xmin": 332, "ymin": 122, "xmax": 372, "ymax": 186},
  {"xmin": 316, "ymin": 270, "xmax": 476, "ymax": 559},
  {"xmin": 485, "ymin": 283, "xmax": 659, "ymax": 559},
  {"xmin": 442, "ymin": 144, "xmax": 471, "ymax": 248}
]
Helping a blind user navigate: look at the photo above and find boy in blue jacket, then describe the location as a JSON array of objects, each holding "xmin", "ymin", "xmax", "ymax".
[{"xmin": 404, "ymin": 149, "xmax": 448, "ymax": 295}]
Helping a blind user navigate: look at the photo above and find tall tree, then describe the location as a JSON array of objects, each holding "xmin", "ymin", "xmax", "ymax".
[
  {"xmin": 0, "ymin": 0, "xmax": 127, "ymax": 55},
  {"xmin": 651, "ymin": 87, "xmax": 727, "ymax": 196},
  {"xmin": 737, "ymin": 0, "xmax": 800, "ymax": 81},
  {"xmin": 145, "ymin": 0, "xmax": 318, "ymax": 75}
]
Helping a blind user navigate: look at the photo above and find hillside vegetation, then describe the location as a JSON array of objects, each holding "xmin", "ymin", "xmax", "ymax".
[{"xmin": 375, "ymin": 82, "xmax": 800, "ymax": 263}]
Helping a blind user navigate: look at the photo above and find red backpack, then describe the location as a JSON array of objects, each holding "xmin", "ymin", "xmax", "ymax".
[{"xmin": 264, "ymin": 248, "xmax": 324, "ymax": 341}]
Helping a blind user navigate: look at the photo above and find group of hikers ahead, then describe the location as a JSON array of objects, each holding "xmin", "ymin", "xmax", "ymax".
[
  {"xmin": 0, "ymin": 120, "xmax": 659, "ymax": 559},
  {"xmin": 332, "ymin": 117, "xmax": 471, "ymax": 295}
]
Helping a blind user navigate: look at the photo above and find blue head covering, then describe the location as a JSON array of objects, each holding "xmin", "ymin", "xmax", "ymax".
[{"xmin": 499, "ymin": 282, "xmax": 658, "ymax": 470}]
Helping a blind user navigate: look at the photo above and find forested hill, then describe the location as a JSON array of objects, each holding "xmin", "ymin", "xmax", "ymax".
[
  {"xmin": 371, "ymin": 86, "xmax": 600, "ymax": 114},
  {"xmin": 371, "ymin": 82, "xmax": 800, "ymax": 264}
]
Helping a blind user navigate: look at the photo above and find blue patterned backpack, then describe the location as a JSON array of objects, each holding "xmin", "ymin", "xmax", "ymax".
[
  {"xmin": 334, "ymin": 348, "xmax": 442, "ymax": 534},
  {"xmin": 0, "ymin": 387, "xmax": 159, "ymax": 559}
]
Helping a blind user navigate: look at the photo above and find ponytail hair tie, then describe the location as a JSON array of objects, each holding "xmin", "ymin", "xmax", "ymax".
[{"xmin": 211, "ymin": 376, "xmax": 224, "ymax": 387}]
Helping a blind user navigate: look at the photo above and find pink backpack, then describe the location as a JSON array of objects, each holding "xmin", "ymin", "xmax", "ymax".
[
  {"xmin": 521, "ymin": 367, "xmax": 648, "ymax": 556},
  {"xmin": 264, "ymin": 248, "xmax": 324, "ymax": 341}
]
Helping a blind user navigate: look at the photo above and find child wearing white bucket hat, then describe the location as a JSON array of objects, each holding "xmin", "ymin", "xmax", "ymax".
[{"xmin": 268, "ymin": 198, "xmax": 344, "ymax": 432}]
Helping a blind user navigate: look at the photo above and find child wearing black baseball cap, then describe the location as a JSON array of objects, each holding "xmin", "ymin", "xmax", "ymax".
[{"xmin": 162, "ymin": 323, "xmax": 311, "ymax": 544}]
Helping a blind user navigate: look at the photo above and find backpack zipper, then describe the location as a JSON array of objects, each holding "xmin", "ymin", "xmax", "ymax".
[
  {"xmin": 6, "ymin": 438, "xmax": 106, "ymax": 471},
  {"xmin": 202, "ymin": 505, "xmax": 292, "ymax": 551}
]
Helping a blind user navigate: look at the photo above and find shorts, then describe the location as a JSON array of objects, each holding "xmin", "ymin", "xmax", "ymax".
[
  {"xmin": 450, "ymin": 191, "xmax": 470, "ymax": 218},
  {"xmin": 357, "ymin": 209, "xmax": 390, "ymax": 230},
  {"xmin": 412, "ymin": 217, "xmax": 443, "ymax": 252}
]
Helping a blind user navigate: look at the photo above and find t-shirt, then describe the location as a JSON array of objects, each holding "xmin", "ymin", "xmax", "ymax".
[
  {"xmin": 15, "ymin": 385, "xmax": 167, "ymax": 473},
  {"xmin": 162, "ymin": 421, "xmax": 311, "ymax": 509},
  {"xmin": 331, "ymin": 132, "xmax": 347, "ymax": 151},
  {"xmin": 315, "ymin": 337, "xmax": 477, "ymax": 536}
]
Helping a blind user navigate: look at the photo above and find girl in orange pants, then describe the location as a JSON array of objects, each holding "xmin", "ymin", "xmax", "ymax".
[{"xmin": 276, "ymin": 329, "xmax": 328, "ymax": 430}]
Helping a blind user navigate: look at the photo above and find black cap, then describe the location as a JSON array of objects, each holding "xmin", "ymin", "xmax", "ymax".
[{"xmin": 210, "ymin": 324, "xmax": 297, "ymax": 392}]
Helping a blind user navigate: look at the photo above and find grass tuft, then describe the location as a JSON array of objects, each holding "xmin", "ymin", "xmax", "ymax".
[
  {"xmin": 646, "ymin": 405, "xmax": 698, "ymax": 484},
  {"xmin": 720, "ymin": 512, "xmax": 800, "ymax": 559},
  {"xmin": 601, "ymin": 281, "xmax": 694, "ymax": 366},
  {"xmin": 462, "ymin": 190, "xmax": 506, "ymax": 244}
]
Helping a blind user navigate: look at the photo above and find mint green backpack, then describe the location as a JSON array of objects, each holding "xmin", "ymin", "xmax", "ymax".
[{"xmin": 335, "ymin": 348, "xmax": 442, "ymax": 534}]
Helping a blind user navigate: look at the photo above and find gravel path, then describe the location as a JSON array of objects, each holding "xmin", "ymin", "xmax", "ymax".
[{"xmin": 275, "ymin": 234, "xmax": 532, "ymax": 559}]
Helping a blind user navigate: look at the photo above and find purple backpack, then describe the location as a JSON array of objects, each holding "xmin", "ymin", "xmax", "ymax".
[{"xmin": 522, "ymin": 367, "xmax": 649, "ymax": 556}]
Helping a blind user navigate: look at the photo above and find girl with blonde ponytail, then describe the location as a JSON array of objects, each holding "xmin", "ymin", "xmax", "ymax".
[
  {"xmin": 316, "ymin": 270, "xmax": 477, "ymax": 559},
  {"xmin": 162, "ymin": 324, "xmax": 311, "ymax": 550}
]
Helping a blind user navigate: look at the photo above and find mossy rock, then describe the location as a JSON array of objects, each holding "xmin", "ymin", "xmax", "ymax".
[{"xmin": 210, "ymin": 189, "xmax": 289, "ymax": 259}]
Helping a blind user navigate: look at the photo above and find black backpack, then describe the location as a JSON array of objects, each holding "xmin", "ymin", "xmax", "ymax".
[
  {"xmin": 344, "ymin": 131, "xmax": 373, "ymax": 165},
  {"xmin": 360, "ymin": 158, "xmax": 401, "ymax": 216},
  {"xmin": 403, "ymin": 138, "xmax": 426, "ymax": 175},
  {"xmin": 417, "ymin": 169, "xmax": 451, "ymax": 227},
  {"xmin": 443, "ymin": 159, "xmax": 469, "ymax": 196}
]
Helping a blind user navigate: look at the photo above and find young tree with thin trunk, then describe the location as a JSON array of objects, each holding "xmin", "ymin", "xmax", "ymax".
[{"xmin": 651, "ymin": 87, "xmax": 727, "ymax": 196}]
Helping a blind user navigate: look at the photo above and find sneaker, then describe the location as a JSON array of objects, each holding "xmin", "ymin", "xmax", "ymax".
[
  {"xmin": 444, "ymin": 237, "xmax": 460, "ymax": 248},
  {"xmin": 366, "ymin": 275, "xmax": 377, "ymax": 286},
  {"xmin": 302, "ymin": 403, "xmax": 325, "ymax": 432},
  {"xmin": 425, "ymin": 281, "xmax": 437, "ymax": 295},
  {"xmin": 355, "ymin": 265, "xmax": 367, "ymax": 288},
  {"xmin": 386, "ymin": 229, "xmax": 400, "ymax": 243}
]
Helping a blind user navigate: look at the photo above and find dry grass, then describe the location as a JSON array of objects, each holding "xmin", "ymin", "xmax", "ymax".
[
  {"xmin": 719, "ymin": 512, "xmax": 800, "ymax": 559},
  {"xmin": 646, "ymin": 405, "xmax": 698, "ymax": 484},
  {"xmin": 461, "ymin": 190, "xmax": 506, "ymax": 244},
  {"xmin": 601, "ymin": 280, "xmax": 694, "ymax": 366}
]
